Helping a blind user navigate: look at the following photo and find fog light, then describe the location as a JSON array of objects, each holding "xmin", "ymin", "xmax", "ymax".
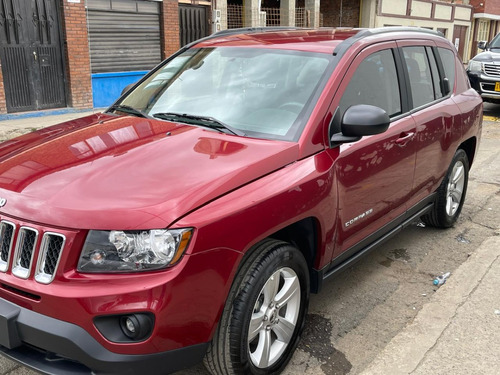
[
  {"xmin": 125, "ymin": 317, "xmax": 136, "ymax": 334},
  {"xmin": 119, "ymin": 314, "xmax": 153, "ymax": 341}
]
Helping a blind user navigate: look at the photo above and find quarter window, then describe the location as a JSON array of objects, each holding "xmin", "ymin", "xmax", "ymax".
[
  {"xmin": 437, "ymin": 48, "xmax": 456, "ymax": 93},
  {"xmin": 427, "ymin": 47, "xmax": 443, "ymax": 100},
  {"xmin": 339, "ymin": 49, "xmax": 401, "ymax": 118},
  {"xmin": 403, "ymin": 46, "xmax": 435, "ymax": 108}
]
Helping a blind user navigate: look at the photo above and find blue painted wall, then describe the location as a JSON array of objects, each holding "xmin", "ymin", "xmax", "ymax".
[{"xmin": 91, "ymin": 71, "xmax": 148, "ymax": 108}]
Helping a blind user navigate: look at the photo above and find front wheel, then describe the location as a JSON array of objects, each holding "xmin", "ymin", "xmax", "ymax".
[
  {"xmin": 204, "ymin": 239, "xmax": 309, "ymax": 375},
  {"xmin": 422, "ymin": 149, "xmax": 469, "ymax": 228}
]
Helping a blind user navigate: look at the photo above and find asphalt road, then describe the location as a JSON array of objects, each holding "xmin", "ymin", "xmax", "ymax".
[{"xmin": 0, "ymin": 103, "xmax": 499, "ymax": 375}]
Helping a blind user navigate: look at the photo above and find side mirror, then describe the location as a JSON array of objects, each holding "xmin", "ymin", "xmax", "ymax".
[
  {"xmin": 330, "ymin": 104, "xmax": 390, "ymax": 145},
  {"xmin": 121, "ymin": 82, "xmax": 137, "ymax": 96},
  {"xmin": 477, "ymin": 41, "xmax": 487, "ymax": 50}
]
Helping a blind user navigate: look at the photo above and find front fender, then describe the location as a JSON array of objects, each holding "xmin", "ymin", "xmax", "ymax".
[{"xmin": 176, "ymin": 151, "xmax": 337, "ymax": 270}]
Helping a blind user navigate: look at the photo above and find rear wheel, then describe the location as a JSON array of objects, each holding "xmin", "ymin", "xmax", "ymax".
[
  {"xmin": 422, "ymin": 149, "xmax": 469, "ymax": 228},
  {"xmin": 204, "ymin": 239, "xmax": 309, "ymax": 375}
]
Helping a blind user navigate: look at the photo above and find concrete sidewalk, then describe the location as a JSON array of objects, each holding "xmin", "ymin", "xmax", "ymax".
[
  {"xmin": 362, "ymin": 234, "xmax": 500, "ymax": 375},
  {"xmin": 0, "ymin": 110, "xmax": 98, "ymax": 141}
]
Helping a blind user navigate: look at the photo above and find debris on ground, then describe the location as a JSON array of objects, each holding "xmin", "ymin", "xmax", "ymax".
[{"xmin": 433, "ymin": 272, "xmax": 451, "ymax": 286}]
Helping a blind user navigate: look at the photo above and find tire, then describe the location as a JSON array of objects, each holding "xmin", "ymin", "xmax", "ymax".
[
  {"xmin": 421, "ymin": 149, "xmax": 469, "ymax": 228},
  {"xmin": 204, "ymin": 239, "xmax": 310, "ymax": 375}
]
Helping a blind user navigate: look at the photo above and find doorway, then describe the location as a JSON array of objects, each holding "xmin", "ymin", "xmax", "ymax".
[
  {"xmin": 0, "ymin": 0, "xmax": 66, "ymax": 113},
  {"xmin": 179, "ymin": 5, "xmax": 209, "ymax": 47},
  {"xmin": 453, "ymin": 25, "xmax": 468, "ymax": 61}
]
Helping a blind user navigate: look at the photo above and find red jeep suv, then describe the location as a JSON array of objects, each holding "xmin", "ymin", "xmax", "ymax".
[{"xmin": 0, "ymin": 27, "xmax": 482, "ymax": 375}]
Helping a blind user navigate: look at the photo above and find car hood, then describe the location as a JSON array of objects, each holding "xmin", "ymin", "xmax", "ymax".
[
  {"xmin": 0, "ymin": 114, "xmax": 299, "ymax": 230},
  {"xmin": 471, "ymin": 50, "xmax": 500, "ymax": 62}
]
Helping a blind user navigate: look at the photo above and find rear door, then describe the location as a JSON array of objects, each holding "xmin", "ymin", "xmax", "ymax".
[
  {"xmin": 326, "ymin": 42, "xmax": 417, "ymax": 259},
  {"xmin": 396, "ymin": 41, "xmax": 463, "ymax": 209}
]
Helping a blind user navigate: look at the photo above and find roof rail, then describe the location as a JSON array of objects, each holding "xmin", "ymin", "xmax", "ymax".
[
  {"xmin": 213, "ymin": 26, "xmax": 308, "ymax": 37},
  {"xmin": 354, "ymin": 26, "xmax": 443, "ymax": 38},
  {"xmin": 332, "ymin": 26, "xmax": 445, "ymax": 58},
  {"xmin": 181, "ymin": 27, "xmax": 308, "ymax": 50}
]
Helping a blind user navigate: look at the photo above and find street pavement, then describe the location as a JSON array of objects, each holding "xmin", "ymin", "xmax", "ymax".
[{"xmin": 0, "ymin": 104, "xmax": 499, "ymax": 375}]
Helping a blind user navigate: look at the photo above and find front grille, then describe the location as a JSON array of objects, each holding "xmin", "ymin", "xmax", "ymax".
[
  {"xmin": 35, "ymin": 233, "xmax": 66, "ymax": 284},
  {"xmin": 12, "ymin": 227, "xmax": 39, "ymax": 279},
  {"xmin": 0, "ymin": 220, "xmax": 66, "ymax": 284},
  {"xmin": 484, "ymin": 63, "xmax": 500, "ymax": 77},
  {"xmin": 1, "ymin": 283, "xmax": 41, "ymax": 300},
  {"xmin": 0, "ymin": 221, "xmax": 15, "ymax": 272}
]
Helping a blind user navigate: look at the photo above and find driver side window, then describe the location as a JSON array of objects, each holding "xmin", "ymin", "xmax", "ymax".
[{"xmin": 339, "ymin": 49, "xmax": 401, "ymax": 119}]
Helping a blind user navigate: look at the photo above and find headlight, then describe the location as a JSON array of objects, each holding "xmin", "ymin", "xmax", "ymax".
[
  {"xmin": 467, "ymin": 60, "xmax": 482, "ymax": 72},
  {"xmin": 78, "ymin": 228, "xmax": 193, "ymax": 273}
]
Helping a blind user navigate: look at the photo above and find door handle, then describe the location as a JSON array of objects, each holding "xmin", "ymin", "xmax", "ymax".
[
  {"xmin": 395, "ymin": 132, "xmax": 415, "ymax": 146},
  {"xmin": 33, "ymin": 51, "xmax": 38, "ymax": 61}
]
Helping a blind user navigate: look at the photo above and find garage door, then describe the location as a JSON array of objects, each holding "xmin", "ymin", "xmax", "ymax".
[{"xmin": 87, "ymin": 0, "xmax": 162, "ymax": 73}]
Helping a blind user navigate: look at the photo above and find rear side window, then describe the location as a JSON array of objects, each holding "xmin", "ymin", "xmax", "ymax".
[
  {"xmin": 339, "ymin": 49, "xmax": 401, "ymax": 118},
  {"xmin": 403, "ymin": 46, "xmax": 434, "ymax": 108},
  {"xmin": 427, "ymin": 47, "xmax": 443, "ymax": 100},
  {"xmin": 437, "ymin": 48, "xmax": 456, "ymax": 92}
]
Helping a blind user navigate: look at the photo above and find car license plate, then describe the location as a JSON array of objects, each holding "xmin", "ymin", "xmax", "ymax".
[
  {"xmin": 496, "ymin": 82, "xmax": 500, "ymax": 92},
  {"xmin": 0, "ymin": 299, "xmax": 21, "ymax": 349}
]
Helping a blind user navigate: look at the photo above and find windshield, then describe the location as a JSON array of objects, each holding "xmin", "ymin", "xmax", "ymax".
[
  {"xmin": 117, "ymin": 47, "xmax": 333, "ymax": 141},
  {"xmin": 490, "ymin": 33, "xmax": 500, "ymax": 50}
]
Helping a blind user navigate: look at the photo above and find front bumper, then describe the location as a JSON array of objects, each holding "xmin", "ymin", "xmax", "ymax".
[
  {"xmin": 0, "ymin": 297, "xmax": 207, "ymax": 374},
  {"xmin": 467, "ymin": 71, "xmax": 500, "ymax": 100}
]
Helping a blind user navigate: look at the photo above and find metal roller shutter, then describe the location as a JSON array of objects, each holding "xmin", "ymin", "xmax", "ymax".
[{"xmin": 87, "ymin": 0, "xmax": 162, "ymax": 73}]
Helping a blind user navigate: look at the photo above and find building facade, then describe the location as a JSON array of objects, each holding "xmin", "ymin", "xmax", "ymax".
[
  {"xmin": 469, "ymin": 0, "xmax": 500, "ymax": 59},
  {"xmin": 360, "ymin": 0, "xmax": 473, "ymax": 61}
]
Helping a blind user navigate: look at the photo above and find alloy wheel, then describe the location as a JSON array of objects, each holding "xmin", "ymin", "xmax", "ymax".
[{"xmin": 247, "ymin": 267, "xmax": 301, "ymax": 368}]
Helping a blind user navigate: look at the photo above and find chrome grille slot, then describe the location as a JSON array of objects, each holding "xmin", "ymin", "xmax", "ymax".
[
  {"xmin": 0, "ymin": 221, "xmax": 16, "ymax": 272},
  {"xmin": 12, "ymin": 227, "xmax": 39, "ymax": 279},
  {"xmin": 35, "ymin": 233, "xmax": 66, "ymax": 284},
  {"xmin": 480, "ymin": 82, "xmax": 500, "ymax": 95},
  {"xmin": 484, "ymin": 63, "xmax": 500, "ymax": 77}
]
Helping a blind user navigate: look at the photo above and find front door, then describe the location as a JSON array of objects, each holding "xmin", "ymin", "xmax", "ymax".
[
  {"xmin": 327, "ymin": 42, "xmax": 417, "ymax": 259},
  {"xmin": 0, "ymin": 0, "xmax": 66, "ymax": 113}
]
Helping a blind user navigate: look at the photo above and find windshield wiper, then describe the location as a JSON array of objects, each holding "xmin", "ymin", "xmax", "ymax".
[
  {"xmin": 108, "ymin": 104, "xmax": 151, "ymax": 119},
  {"xmin": 153, "ymin": 112, "xmax": 245, "ymax": 136}
]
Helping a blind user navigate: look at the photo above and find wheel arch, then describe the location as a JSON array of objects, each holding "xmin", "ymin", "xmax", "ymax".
[
  {"xmin": 226, "ymin": 217, "xmax": 322, "ymax": 299},
  {"xmin": 459, "ymin": 136, "xmax": 477, "ymax": 168},
  {"xmin": 269, "ymin": 217, "xmax": 322, "ymax": 293}
]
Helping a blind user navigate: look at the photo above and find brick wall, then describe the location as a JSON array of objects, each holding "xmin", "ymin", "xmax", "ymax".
[
  {"xmin": 483, "ymin": 0, "xmax": 500, "ymax": 15},
  {"xmin": 469, "ymin": 0, "xmax": 485, "ymax": 13},
  {"xmin": 0, "ymin": 56, "xmax": 6, "ymax": 113},
  {"xmin": 60, "ymin": 0, "xmax": 92, "ymax": 109},
  {"xmin": 161, "ymin": 0, "xmax": 181, "ymax": 59},
  {"xmin": 321, "ymin": 0, "xmax": 360, "ymax": 28}
]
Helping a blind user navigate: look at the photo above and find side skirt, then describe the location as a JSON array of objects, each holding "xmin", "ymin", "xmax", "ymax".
[{"xmin": 311, "ymin": 194, "xmax": 436, "ymax": 293}]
